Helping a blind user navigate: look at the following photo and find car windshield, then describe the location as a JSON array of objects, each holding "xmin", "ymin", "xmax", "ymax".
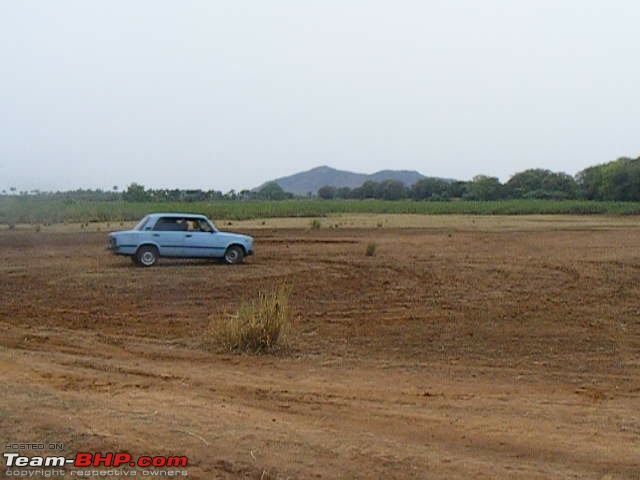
[
  {"xmin": 133, "ymin": 216, "xmax": 150, "ymax": 230},
  {"xmin": 196, "ymin": 218, "xmax": 214, "ymax": 233}
]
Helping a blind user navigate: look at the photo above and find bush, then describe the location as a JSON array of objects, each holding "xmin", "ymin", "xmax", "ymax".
[
  {"xmin": 365, "ymin": 241, "xmax": 377, "ymax": 256},
  {"xmin": 310, "ymin": 218, "xmax": 321, "ymax": 230},
  {"xmin": 205, "ymin": 285, "xmax": 293, "ymax": 353}
]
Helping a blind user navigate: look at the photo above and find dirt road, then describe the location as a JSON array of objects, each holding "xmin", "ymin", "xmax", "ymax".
[{"xmin": 1, "ymin": 216, "xmax": 639, "ymax": 479}]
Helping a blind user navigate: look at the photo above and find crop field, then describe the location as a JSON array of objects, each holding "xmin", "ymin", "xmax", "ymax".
[
  {"xmin": 2, "ymin": 197, "xmax": 640, "ymax": 225},
  {"xmin": 1, "ymin": 215, "xmax": 639, "ymax": 479}
]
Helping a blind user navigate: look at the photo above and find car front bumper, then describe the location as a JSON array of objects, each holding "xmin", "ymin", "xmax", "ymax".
[{"xmin": 107, "ymin": 239, "xmax": 136, "ymax": 256}]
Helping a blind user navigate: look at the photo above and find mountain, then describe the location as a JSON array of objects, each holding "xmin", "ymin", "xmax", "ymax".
[
  {"xmin": 367, "ymin": 169, "xmax": 426, "ymax": 186},
  {"xmin": 256, "ymin": 166, "xmax": 426, "ymax": 195}
]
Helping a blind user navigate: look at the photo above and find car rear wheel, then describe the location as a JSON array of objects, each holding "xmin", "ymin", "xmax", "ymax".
[
  {"xmin": 224, "ymin": 245, "xmax": 244, "ymax": 264},
  {"xmin": 136, "ymin": 245, "xmax": 158, "ymax": 267}
]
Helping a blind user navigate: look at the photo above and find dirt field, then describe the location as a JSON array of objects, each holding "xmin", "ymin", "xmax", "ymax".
[{"xmin": 1, "ymin": 215, "xmax": 639, "ymax": 479}]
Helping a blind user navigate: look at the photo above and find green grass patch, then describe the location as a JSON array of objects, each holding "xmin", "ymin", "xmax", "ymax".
[{"xmin": 1, "ymin": 197, "xmax": 640, "ymax": 225}]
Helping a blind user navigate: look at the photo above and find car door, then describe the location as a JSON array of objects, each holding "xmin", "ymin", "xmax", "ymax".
[
  {"xmin": 151, "ymin": 217, "xmax": 188, "ymax": 257},
  {"xmin": 181, "ymin": 217, "xmax": 227, "ymax": 258}
]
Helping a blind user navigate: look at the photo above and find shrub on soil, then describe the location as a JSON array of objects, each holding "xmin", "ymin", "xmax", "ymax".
[
  {"xmin": 365, "ymin": 241, "xmax": 377, "ymax": 256},
  {"xmin": 205, "ymin": 285, "xmax": 292, "ymax": 354}
]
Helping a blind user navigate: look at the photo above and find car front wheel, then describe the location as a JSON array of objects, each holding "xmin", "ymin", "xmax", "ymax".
[
  {"xmin": 136, "ymin": 245, "xmax": 159, "ymax": 267},
  {"xmin": 224, "ymin": 245, "xmax": 244, "ymax": 264}
]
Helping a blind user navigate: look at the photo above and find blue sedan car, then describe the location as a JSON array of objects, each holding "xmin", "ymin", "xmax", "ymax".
[{"xmin": 107, "ymin": 213, "xmax": 254, "ymax": 266}]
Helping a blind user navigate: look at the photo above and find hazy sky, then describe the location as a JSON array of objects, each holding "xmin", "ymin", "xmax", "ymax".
[{"xmin": 1, "ymin": 1, "xmax": 638, "ymax": 192}]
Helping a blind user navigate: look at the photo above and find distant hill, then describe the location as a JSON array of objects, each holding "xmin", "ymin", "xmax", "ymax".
[
  {"xmin": 256, "ymin": 166, "xmax": 426, "ymax": 195},
  {"xmin": 367, "ymin": 169, "xmax": 425, "ymax": 185}
]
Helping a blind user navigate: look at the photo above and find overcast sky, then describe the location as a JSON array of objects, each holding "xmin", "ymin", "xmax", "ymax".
[{"xmin": 1, "ymin": 1, "xmax": 638, "ymax": 192}]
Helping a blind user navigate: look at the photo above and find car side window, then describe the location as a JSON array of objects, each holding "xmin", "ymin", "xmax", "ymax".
[
  {"xmin": 153, "ymin": 217, "xmax": 188, "ymax": 231},
  {"xmin": 184, "ymin": 219, "xmax": 200, "ymax": 231}
]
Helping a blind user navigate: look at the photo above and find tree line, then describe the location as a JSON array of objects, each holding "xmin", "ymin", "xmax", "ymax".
[
  {"xmin": 319, "ymin": 156, "xmax": 640, "ymax": 201},
  {"xmin": 2, "ymin": 156, "xmax": 638, "ymax": 202}
]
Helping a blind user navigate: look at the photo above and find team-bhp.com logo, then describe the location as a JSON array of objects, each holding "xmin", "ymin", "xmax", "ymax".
[{"xmin": 5, "ymin": 452, "xmax": 188, "ymax": 468}]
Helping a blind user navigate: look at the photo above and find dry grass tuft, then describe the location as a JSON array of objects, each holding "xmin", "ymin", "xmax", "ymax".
[
  {"xmin": 205, "ymin": 284, "xmax": 293, "ymax": 354},
  {"xmin": 365, "ymin": 241, "xmax": 377, "ymax": 257}
]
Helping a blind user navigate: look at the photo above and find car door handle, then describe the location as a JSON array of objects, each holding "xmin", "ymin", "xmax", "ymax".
[
  {"xmin": 185, "ymin": 234, "xmax": 192, "ymax": 238},
  {"xmin": 152, "ymin": 233, "xmax": 160, "ymax": 237}
]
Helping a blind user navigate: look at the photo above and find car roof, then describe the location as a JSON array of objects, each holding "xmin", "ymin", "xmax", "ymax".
[{"xmin": 147, "ymin": 213, "xmax": 209, "ymax": 219}]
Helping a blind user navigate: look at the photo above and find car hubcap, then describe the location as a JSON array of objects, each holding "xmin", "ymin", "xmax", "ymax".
[
  {"xmin": 226, "ymin": 250, "xmax": 238, "ymax": 262},
  {"xmin": 141, "ymin": 251, "xmax": 155, "ymax": 265}
]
